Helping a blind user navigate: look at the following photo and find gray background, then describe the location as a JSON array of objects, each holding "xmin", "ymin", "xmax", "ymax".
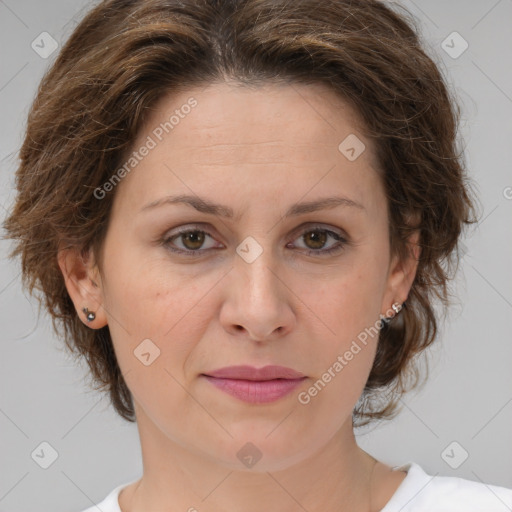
[{"xmin": 1, "ymin": 1, "xmax": 511, "ymax": 511}]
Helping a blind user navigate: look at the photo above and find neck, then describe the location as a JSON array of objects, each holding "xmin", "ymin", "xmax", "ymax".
[{"xmin": 121, "ymin": 407, "xmax": 390, "ymax": 512}]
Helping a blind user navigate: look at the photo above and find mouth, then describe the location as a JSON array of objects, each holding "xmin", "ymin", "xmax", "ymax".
[
  {"xmin": 201, "ymin": 375, "xmax": 307, "ymax": 403},
  {"xmin": 201, "ymin": 365, "xmax": 307, "ymax": 403}
]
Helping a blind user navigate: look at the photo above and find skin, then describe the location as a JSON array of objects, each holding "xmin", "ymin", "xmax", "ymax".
[{"xmin": 59, "ymin": 81, "xmax": 420, "ymax": 512}]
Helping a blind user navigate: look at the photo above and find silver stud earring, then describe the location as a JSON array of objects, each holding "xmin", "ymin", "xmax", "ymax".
[
  {"xmin": 392, "ymin": 302, "xmax": 402, "ymax": 314},
  {"xmin": 382, "ymin": 301, "xmax": 405, "ymax": 324},
  {"xmin": 82, "ymin": 307, "xmax": 96, "ymax": 322}
]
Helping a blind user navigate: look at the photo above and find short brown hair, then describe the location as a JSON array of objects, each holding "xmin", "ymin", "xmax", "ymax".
[{"xmin": 2, "ymin": 0, "xmax": 479, "ymax": 427}]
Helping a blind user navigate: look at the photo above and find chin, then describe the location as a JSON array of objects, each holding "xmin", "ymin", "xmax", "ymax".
[{"xmin": 203, "ymin": 432, "xmax": 320, "ymax": 473}]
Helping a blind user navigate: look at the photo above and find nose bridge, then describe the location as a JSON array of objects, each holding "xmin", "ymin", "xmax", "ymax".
[{"xmin": 235, "ymin": 234, "xmax": 281, "ymax": 301}]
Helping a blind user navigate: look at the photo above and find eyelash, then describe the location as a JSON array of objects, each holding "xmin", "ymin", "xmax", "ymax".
[{"xmin": 160, "ymin": 224, "xmax": 348, "ymax": 258}]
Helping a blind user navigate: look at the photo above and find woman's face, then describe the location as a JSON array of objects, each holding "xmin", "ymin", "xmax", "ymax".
[{"xmin": 65, "ymin": 81, "xmax": 418, "ymax": 471}]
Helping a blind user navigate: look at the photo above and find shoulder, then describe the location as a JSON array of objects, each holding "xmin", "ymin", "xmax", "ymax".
[
  {"xmin": 381, "ymin": 462, "xmax": 512, "ymax": 512},
  {"xmin": 78, "ymin": 480, "xmax": 135, "ymax": 512}
]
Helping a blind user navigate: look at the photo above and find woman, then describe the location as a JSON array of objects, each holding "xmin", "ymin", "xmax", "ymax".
[{"xmin": 3, "ymin": 0, "xmax": 511, "ymax": 511}]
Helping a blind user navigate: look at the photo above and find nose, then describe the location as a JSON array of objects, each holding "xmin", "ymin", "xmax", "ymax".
[{"xmin": 219, "ymin": 245, "xmax": 296, "ymax": 343}]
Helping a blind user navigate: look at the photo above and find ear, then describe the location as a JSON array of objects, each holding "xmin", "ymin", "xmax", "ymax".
[
  {"xmin": 57, "ymin": 245, "xmax": 108, "ymax": 329},
  {"xmin": 380, "ymin": 229, "xmax": 421, "ymax": 318}
]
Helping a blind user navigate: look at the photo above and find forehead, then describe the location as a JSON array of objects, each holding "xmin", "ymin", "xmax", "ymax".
[
  {"xmin": 112, "ymin": 80, "xmax": 384, "ymax": 219},
  {"xmin": 141, "ymin": 80, "xmax": 370, "ymax": 155}
]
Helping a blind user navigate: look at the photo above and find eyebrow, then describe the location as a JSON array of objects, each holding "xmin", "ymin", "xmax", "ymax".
[{"xmin": 139, "ymin": 194, "xmax": 366, "ymax": 218}]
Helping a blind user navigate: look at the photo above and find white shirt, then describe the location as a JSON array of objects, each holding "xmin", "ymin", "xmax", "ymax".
[{"xmin": 80, "ymin": 462, "xmax": 512, "ymax": 512}]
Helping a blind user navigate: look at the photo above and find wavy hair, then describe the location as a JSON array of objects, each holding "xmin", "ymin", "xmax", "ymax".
[{"xmin": 2, "ymin": 0, "xmax": 479, "ymax": 427}]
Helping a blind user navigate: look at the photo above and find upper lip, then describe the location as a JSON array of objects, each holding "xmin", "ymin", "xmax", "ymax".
[{"xmin": 203, "ymin": 365, "xmax": 305, "ymax": 381}]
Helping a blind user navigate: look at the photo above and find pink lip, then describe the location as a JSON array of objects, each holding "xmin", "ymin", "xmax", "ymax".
[{"xmin": 202, "ymin": 365, "xmax": 307, "ymax": 403}]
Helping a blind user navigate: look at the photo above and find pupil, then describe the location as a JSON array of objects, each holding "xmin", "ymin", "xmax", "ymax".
[
  {"xmin": 184, "ymin": 231, "xmax": 204, "ymax": 249},
  {"xmin": 306, "ymin": 230, "xmax": 326, "ymax": 249}
]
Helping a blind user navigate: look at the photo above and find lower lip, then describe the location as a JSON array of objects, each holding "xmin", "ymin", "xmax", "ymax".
[{"xmin": 202, "ymin": 375, "xmax": 307, "ymax": 403}]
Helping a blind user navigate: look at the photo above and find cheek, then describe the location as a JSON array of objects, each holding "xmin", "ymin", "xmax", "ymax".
[
  {"xmin": 308, "ymin": 266, "xmax": 383, "ymax": 335},
  {"xmin": 298, "ymin": 267, "xmax": 384, "ymax": 383},
  {"xmin": 301, "ymin": 275, "xmax": 381, "ymax": 414},
  {"xmin": 102, "ymin": 249, "xmax": 215, "ymax": 372},
  {"xmin": 101, "ymin": 236, "xmax": 195, "ymax": 322}
]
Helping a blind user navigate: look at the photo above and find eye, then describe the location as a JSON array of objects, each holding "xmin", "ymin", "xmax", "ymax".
[
  {"xmin": 161, "ymin": 224, "xmax": 348, "ymax": 257},
  {"xmin": 163, "ymin": 227, "xmax": 220, "ymax": 256},
  {"xmin": 289, "ymin": 226, "xmax": 347, "ymax": 256}
]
